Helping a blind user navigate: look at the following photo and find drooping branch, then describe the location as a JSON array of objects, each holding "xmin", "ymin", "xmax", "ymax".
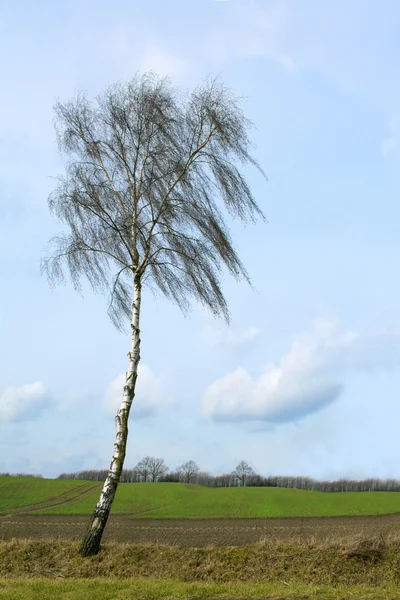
[{"xmin": 44, "ymin": 72, "xmax": 266, "ymax": 326}]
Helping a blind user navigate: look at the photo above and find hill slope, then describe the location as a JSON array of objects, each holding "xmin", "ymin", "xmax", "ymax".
[{"xmin": 1, "ymin": 477, "xmax": 400, "ymax": 518}]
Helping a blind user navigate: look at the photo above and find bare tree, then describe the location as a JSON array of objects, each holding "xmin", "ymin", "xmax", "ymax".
[
  {"xmin": 135, "ymin": 456, "xmax": 168, "ymax": 482},
  {"xmin": 133, "ymin": 456, "xmax": 152, "ymax": 482},
  {"xmin": 159, "ymin": 471, "xmax": 181, "ymax": 483},
  {"xmin": 120, "ymin": 469, "xmax": 141, "ymax": 483},
  {"xmin": 232, "ymin": 461, "xmax": 255, "ymax": 487},
  {"xmin": 150, "ymin": 458, "xmax": 168, "ymax": 482},
  {"xmin": 214, "ymin": 472, "xmax": 236, "ymax": 487},
  {"xmin": 196, "ymin": 471, "xmax": 214, "ymax": 487},
  {"xmin": 177, "ymin": 460, "xmax": 200, "ymax": 483},
  {"xmin": 42, "ymin": 72, "xmax": 267, "ymax": 556}
]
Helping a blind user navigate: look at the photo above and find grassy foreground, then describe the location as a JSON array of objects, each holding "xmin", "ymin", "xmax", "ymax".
[
  {"xmin": 1, "ymin": 538, "xmax": 400, "ymax": 599},
  {"xmin": 2, "ymin": 477, "xmax": 400, "ymax": 518},
  {"xmin": 1, "ymin": 579, "xmax": 400, "ymax": 600},
  {"xmin": 1, "ymin": 538, "xmax": 395, "ymax": 583}
]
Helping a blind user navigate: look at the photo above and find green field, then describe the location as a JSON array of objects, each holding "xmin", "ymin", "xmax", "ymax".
[
  {"xmin": 1, "ymin": 579, "xmax": 398, "ymax": 600},
  {"xmin": 0, "ymin": 477, "xmax": 99, "ymax": 512},
  {"xmin": 1, "ymin": 476, "xmax": 400, "ymax": 518}
]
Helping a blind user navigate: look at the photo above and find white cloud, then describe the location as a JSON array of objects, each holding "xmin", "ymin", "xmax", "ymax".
[
  {"xmin": 0, "ymin": 382, "xmax": 51, "ymax": 422},
  {"xmin": 202, "ymin": 318, "xmax": 400, "ymax": 425},
  {"xmin": 105, "ymin": 364, "xmax": 164, "ymax": 418},
  {"xmin": 203, "ymin": 325, "xmax": 262, "ymax": 348}
]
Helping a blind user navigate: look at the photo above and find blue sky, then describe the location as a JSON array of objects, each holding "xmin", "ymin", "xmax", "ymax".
[{"xmin": 1, "ymin": 0, "xmax": 400, "ymax": 480}]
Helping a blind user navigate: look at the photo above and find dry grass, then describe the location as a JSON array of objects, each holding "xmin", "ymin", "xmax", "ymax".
[
  {"xmin": 341, "ymin": 533, "xmax": 387, "ymax": 563},
  {"xmin": 1, "ymin": 533, "xmax": 400, "ymax": 587}
]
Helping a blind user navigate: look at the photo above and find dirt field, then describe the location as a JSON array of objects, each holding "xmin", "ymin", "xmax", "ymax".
[{"xmin": 2, "ymin": 513, "xmax": 400, "ymax": 547}]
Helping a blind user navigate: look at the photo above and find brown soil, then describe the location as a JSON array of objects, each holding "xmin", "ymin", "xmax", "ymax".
[{"xmin": 1, "ymin": 513, "xmax": 400, "ymax": 547}]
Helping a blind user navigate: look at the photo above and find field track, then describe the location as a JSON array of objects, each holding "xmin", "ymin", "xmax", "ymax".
[
  {"xmin": 1, "ymin": 483, "xmax": 100, "ymax": 515},
  {"xmin": 3, "ymin": 478, "xmax": 400, "ymax": 547},
  {"xmin": 2, "ymin": 513, "xmax": 400, "ymax": 546}
]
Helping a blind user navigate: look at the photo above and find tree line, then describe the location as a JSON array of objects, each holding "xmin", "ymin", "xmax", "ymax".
[
  {"xmin": 0, "ymin": 473, "xmax": 43, "ymax": 478},
  {"xmin": 56, "ymin": 458, "xmax": 400, "ymax": 492}
]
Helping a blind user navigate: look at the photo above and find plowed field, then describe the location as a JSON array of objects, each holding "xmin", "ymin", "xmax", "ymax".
[{"xmin": 2, "ymin": 513, "xmax": 400, "ymax": 546}]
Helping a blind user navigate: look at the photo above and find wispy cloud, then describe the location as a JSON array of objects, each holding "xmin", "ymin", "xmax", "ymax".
[
  {"xmin": 137, "ymin": 46, "xmax": 189, "ymax": 80},
  {"xmin": 203, "ymin": 325, "xmax": 262, "ymax": 348},
  {"xmin": 204, "ymin": 2, "xmax": 296, "ymax": 72},
  {"xmin": 102, "ymin": 24, "xmax": 190, "ymax": 82},
  {"xmin": 0, "ymin": 382, "xmax": 52, "ymax": 422},
  {"xmin": 202, "ymin": 318, "xmax": 400, "ymax": 425},
  {"xmin": 103, "ymin": 1, "xmax": 295, "ymax": 84}
]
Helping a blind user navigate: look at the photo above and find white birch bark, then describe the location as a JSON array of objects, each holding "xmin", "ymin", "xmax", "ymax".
[{"xmin": 80, "ymin": 276, "xmax": 142, "ymax": 556}]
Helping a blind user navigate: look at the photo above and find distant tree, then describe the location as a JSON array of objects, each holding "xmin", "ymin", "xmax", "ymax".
[
  {"xmin": 148, "ymin": 457, "xmax": 169, "ymax": 482},
  {"xmin": 197, "ymin": 471, "xmax": 214, "ymax": 487},
  {"xmin": 246, "ymin": 474, "xmax": 264, "ymax": 487},
  {"xmin": 134, "ymin": 457, "xmax": 152, "ymax": 482},
  {"xmin": 120, "ymin": 468, "xmax": 141, "ymax": 483},
  {"xmin": 159, "ymin": 471, "xmax": 181, "ymax": 483},
  {"xmin": 232, "ymin": 461, "xmax": 255, "ymax": 487},
  {"xmin": 74, "ymin": 470, "xmax": 108, "ymax": 482},
  {"xmin": 55, "ymin": 469, "xmax": 400, "ymax": 492},
  {"xmin": 214, "ymin": 473, "xmax": 236, "ymax": 487},
  {"xmin": 10, "ymin": 473, "xmax": 43, "ymax": 478},
  {"xmin": 42, "ymin": 72, "xmax": 267, "ymax": 557},
  {"xmin": 177, "ymin": 460, "xmax": 200, "ymax": 483}
]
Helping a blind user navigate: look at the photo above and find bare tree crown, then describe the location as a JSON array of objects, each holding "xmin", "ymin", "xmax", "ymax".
[
  {"xmin": 232, "ymin": 461, "xmax": 255, "ymax": 486},
  {"xmin": 178, "ymin": 460, "xmax": 200, "ymax": 483},
  {"xmin": 41, "ymin": 72, "xmax": 266, "ymax": 329},
  {"xmin": 134, "ymin": 456, "xmax": 168, "ymax": 482}
]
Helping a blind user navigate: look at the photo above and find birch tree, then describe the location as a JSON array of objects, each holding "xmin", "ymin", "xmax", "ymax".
[{"xmin": 41, "ymin": 72, "xmax": 267, "ymax": 556}]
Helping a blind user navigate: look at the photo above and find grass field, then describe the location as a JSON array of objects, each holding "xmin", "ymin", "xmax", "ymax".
[
  {"xmin": 1, "ymin": 477, "xmax": 400, "ymax": 518},
  {"xmin": 0, "ymin": 477, "xmax": 98, "ymax": 512},
  {"xmin": 2, "ymin": 478, "xmax": 400, "ymax": 599},
  {"xmin": 1, "ymin": 579, "xmax": 399, "ymax": 600},
  {"xmin": 1, "ymin": 537, "xmax": 400, "ymax": 599}
]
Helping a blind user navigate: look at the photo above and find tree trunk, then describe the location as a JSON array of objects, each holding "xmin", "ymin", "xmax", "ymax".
[{"xmin": 80, "ymin": 277, "xmax": 142, "ymax": 557}]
